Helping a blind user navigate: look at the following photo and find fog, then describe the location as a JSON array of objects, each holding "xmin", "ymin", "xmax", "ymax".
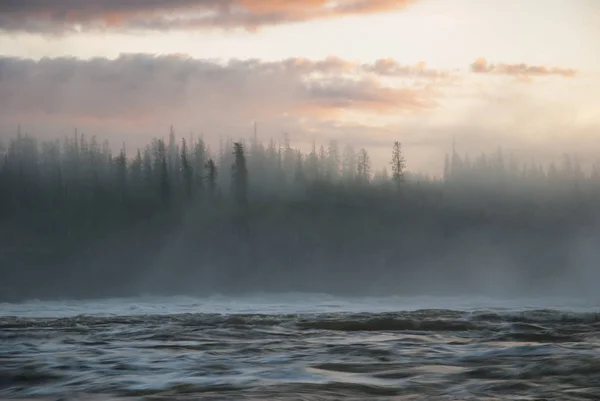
[
  {"xmin": 1, "ymin": 128, "xmax": 599, "ymax": 302},
  {"xmin": 3, "ymin": 54, "xmax": 599, "ymax": 177}
]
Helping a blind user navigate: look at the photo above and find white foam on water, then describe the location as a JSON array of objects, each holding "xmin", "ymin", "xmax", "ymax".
[{"xmin": 1, "ymin": 293, "xmax": 597, "ymax": 318}]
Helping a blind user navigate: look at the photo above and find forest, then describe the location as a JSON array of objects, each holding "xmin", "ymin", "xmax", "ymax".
[{"xmin": 1, "ymin": 125, "xmax": 599, "ymax": 301}]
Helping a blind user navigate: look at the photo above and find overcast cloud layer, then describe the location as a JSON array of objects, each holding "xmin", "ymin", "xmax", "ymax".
[{"xmin": 0, "ymin": 54, "xmax": 446, "ymax": 120}]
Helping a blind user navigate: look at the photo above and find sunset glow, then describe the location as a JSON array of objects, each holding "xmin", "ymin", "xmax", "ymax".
[{"xmin": 1, "ymin": 0, "xmax": 599, "ymax": 173}]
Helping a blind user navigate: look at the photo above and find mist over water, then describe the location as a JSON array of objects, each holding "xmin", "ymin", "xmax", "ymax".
[
  {"xmin": 1, "ymin": 130, "xmax": 599, "ymax": 399},
  {"xmin": 1, "ymin": 130, "xmax": 600, "ymax": 302}
]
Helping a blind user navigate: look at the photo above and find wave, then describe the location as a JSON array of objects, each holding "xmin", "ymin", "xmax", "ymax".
[
  {"xmin": 296, "ymin": 317, "xmax": 477, "ymax": 332},
  {"xmin": 1, "ymin": 309, "xmax": 598, "ymax": 334},
  {"xmin": 2, "ymin": 307, "xmax": 599, "ymax": 400}
]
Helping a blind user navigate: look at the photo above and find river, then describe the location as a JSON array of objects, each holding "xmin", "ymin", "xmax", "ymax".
[{"xmin": 1, "ymin": 294, "xmax": 599, "ymax": 400}]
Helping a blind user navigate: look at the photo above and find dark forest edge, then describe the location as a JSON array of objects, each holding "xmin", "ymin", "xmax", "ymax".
[{"xmin": 1, "ymin": 125, "xmax": 599, "ymax": 302}]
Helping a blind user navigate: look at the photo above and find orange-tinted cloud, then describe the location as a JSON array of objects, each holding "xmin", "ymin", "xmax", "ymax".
[
  {"xmin": 471, "ymin": 57, "xmax": 577, "ymax": 78},
  {"xmin": 364, "ymin": 59, "xmax": 445, "ymax": 78},
  {"xmin": 0, "ymin": 0, "xmax": 416, "ymax": 34},
  {"xmin": 301, "ymin": 78, "xmax": 437, "ymax": 117},
  {"xmin": 0, "ymin": 54, "xmax": 440, "ymax": 126}
]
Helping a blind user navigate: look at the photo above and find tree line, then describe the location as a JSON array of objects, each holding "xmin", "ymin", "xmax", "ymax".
[{"xmin": 0, "ymin": 126, "xmax": 598, "ymax": 301}]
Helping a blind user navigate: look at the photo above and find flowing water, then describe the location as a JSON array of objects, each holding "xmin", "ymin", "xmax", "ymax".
[{"xmin": 1, "ymin": 294, "xmax": 599, "ymax": 400}]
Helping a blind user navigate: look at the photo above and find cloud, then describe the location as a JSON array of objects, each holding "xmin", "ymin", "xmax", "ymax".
[
  {"xmin": 363, "ymin": 59, "xmax": 446, "ymax": 78},
  {"xmin": 0, "ymin": 54, "xmax": 441, "ymax": 134},
  {"xmin": 471, "ymin": 57, "xmax": 577, "ymax": 78},
  {"xmin": 0, "ymin": 0, "xmax": 416, "ymax": 34}
]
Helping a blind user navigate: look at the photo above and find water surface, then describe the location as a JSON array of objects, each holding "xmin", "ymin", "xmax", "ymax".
[{"xmin": 1, "ymin": 294, "xmax": 599, "ymax": 400}]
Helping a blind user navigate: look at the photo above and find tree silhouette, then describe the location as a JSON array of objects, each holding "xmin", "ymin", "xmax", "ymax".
[
  {"xmin": 231, "ymin": 142, "xmax": 248, "ymax": 208},
  {"xmin": 391, "ymin": 141, "xmax": 406, "ymax": 183},
  {"xmin": 181, "ymin": 138, "xmax": 193, "ymax": 201},
  {"xmin": 356, "ymin": 148, "xmax": 371, "ymax": 183},
  {"xmin": 205, "ymin": 158, "xmax": 218, "ymax": 199}
]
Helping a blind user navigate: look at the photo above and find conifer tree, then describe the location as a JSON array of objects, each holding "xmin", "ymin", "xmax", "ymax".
[
  {"xmin": 231, "ymin": 142, "xmax": 248, "ymax": 208},
  {"xmin": 391, "ymin": 141, "xmax": 406, "ymax": 183}
]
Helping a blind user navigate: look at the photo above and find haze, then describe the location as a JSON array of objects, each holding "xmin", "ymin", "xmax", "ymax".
[{"xmin": 1, "ymin": 0, "xmax": 599, "ymax": 302}]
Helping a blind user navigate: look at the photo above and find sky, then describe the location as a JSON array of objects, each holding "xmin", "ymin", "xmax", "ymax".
[{"xmin": 1, "ymin": 0, "xmax": 599, "ymax": 175}]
